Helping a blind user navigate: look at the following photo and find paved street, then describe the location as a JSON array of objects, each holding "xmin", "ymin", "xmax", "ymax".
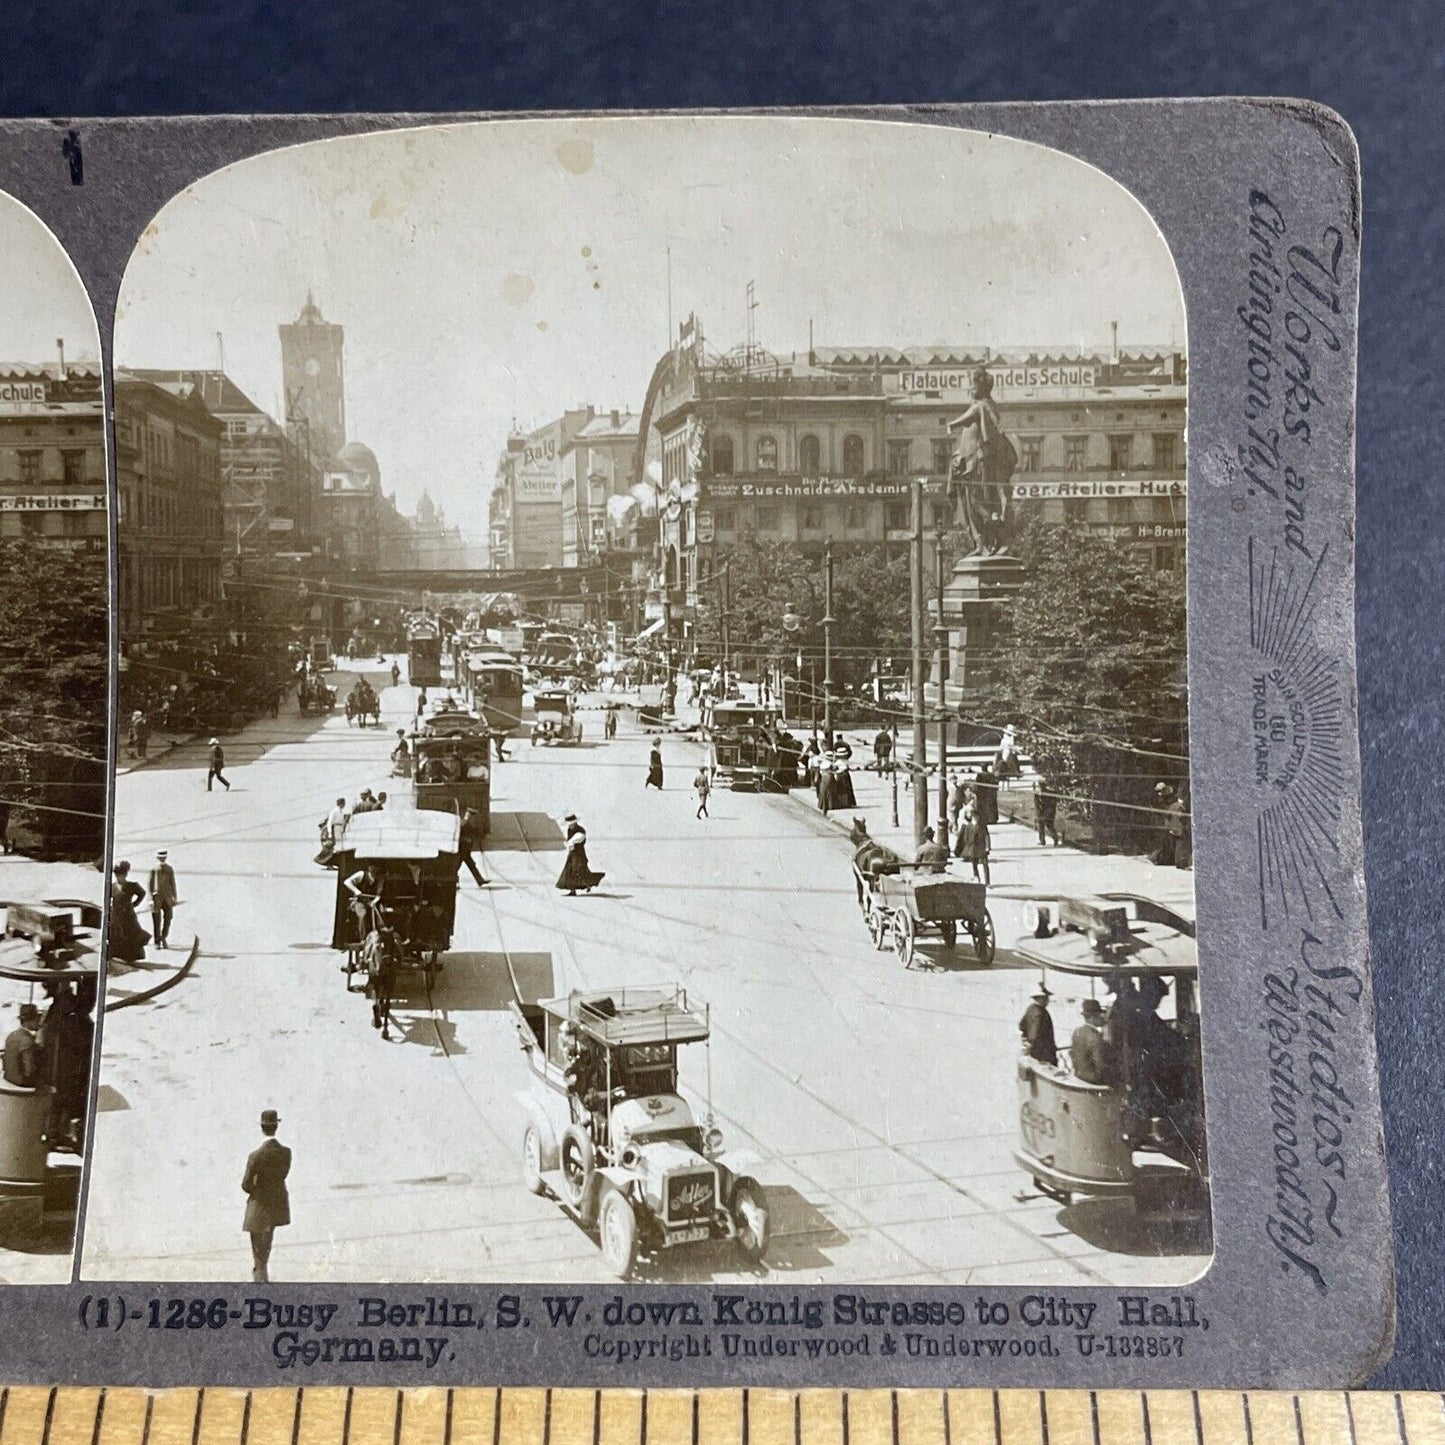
[{"xmin": 82, "ymin": 658, "xmax": 1208, "ymax": 1286}]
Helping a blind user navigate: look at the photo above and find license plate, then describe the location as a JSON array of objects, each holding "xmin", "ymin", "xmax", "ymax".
[{"xmin": 667, "ymin": 1225, "xmax": 711, "ymax": 1246}]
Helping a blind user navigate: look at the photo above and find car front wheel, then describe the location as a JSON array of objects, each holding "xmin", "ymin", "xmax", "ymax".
[
  {"xmin": 731, "ymin": 1177, "xmax": 770, "ymax": 1263},
  {"xmin": 599, "ymin": 1190, "xmax": 640, "ymax": 1280}
]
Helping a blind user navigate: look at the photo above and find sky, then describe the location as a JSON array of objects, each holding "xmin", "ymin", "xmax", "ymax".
[
  {"xmin": 114, "ymin": 116, "xmax": 1185, "ymax": 537},
  {"xmin": 0, "ymin": 191, "xmax": 101, "ymax": 365}
]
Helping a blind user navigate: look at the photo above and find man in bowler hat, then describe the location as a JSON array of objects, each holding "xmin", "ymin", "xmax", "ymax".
[
  {"xmin": 242, "ymin": 1109, "xmax": 291, "ymax": 1283},
  {"xmin": 148, "ymin": 850, "xmax": 177, "ymax": 949}
]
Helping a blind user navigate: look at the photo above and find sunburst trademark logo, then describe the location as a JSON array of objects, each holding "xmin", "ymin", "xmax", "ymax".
[{"xmin": 1249, "ymin": 539, "xmax": 1346, "ymax": 929}]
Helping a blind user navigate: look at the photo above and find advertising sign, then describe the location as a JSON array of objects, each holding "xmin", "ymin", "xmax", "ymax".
[
  {"xmin": 1009, "ymin": 477, "xmax": 1186, "ymax": 501},
  {"xmin": 0, "ymin": 492, "xmax": 107, "ymax": 510}
]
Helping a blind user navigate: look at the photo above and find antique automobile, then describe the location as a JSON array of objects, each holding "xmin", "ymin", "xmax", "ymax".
[
  {"xmin": 413, "ymin": 708, "xmax": 491, "ymax": 836},
  {"xmin": 530, "ymin": 690, "xmax": 583, "ymax": 746},
  {"xmin": 511, "ymin": 985, "xmax": 769, "ymax": 1280},
  {"xmin": 850, "ymin": 836, "xmax": 995, "ymax": 966},
  {"xmin": 1013, "ymin": 893, "xmax": 1205, "ymax": 1208},
  {"xmin": 330, "ymin": 809, "xmax": 460, "ymax": 993},
  {"xmin": 706, "ymin": 700, "xmax": 783, "ymax": 792}
]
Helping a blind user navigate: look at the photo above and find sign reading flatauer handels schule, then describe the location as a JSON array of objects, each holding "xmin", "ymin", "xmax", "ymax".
[{"xmin": 896, "ymin": 362, "xmax": 1101, "ymax": 392}]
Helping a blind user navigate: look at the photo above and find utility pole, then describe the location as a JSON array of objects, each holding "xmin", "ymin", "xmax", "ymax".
[
  {"xmin": 935, "ymin": 520, "xmax": 951, "ymax": 849},
  {"xmin": 720, "ymin": 559, "xmax": 732, "ymax": 696},
  {"xmin": 910, "ymin": 479, "xmax": 929, "ymax": 849},
  {"xmin": 823, "ymin": 539, "xmax": 835, "ymax": 743}
]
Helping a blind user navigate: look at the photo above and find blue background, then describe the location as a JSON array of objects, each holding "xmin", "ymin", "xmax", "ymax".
[{"xmin": 2, "ymin": 0, "xmax": 1439, "ymax": 1387}]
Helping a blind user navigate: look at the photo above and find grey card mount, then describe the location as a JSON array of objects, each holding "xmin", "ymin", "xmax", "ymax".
[{"xmin": 0, "ymin": 102, "xmax": 1389, "ymax": 1387}]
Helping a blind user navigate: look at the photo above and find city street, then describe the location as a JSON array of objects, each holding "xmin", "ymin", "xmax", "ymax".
[{"xmin": 82, "ymin": 659, "xmax": 1209, "ymax": 1286}]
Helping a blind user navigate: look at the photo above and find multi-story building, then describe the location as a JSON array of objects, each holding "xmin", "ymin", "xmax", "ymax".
[
  {"xmin": 126, "ymin": 368, "xmax": 320, "ymax": 555},
  {"xmin": 114, "ymin": 371, "xmax": 225, "ymax": 641},
  {"xmin": 636, "ymin": 321, "xmax": 1187, "ymax": 639},
  {"xmin": 0, "ymin": 359, "xmax": 107, "ymax": 552},
  {"xmin": 488, "ymin": 409, "xmax": 594, "ymax": 570},
  {"xmin": 560, "ymin": 409, "xmax": 640, "ymax": 567}
]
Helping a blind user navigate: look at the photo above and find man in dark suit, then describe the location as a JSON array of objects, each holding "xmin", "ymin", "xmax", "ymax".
[
  {"xmin": 2, "ymin": 1005, "xmax": 42, "ymax": 1088},
  {"xmin": 1070, "ymin": 999, "xmax": 1114, "ymax": 1085},
  {"xmin": 148, "ymin": 850, "xmax": 177, "ymax": 949},
  {"xmin": 1018, "ymin": 986, "xmax": 1058, "ymax": 1066},
  {"xmin": 242, "ymin": 1108, "xmax": 291, "ymax": 1283}
]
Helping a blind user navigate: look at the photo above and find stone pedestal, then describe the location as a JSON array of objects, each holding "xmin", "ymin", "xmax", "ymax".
[{"xmin": 936, "ymin": 550, "xmax": 1026, "ymax": 747}]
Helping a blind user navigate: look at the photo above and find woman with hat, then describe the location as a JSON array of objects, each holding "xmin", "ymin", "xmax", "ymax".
[
  {"xmin": 109, "ymin": 860, "xmax": 150, "ymax": 963},
  {"xmin": 555, "ymin": 813, "xmax": 605, "ymax": 896}
]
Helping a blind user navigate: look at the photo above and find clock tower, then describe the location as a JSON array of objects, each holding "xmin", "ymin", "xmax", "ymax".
[{"xmin": 279, "ymin": 291, "xmax": 346, "ymax": 464}]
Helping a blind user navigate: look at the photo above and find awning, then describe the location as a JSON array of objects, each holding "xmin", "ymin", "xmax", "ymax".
[{"xmin": 635, "ymin": 617, "xmax": 665, "ymax": 641}]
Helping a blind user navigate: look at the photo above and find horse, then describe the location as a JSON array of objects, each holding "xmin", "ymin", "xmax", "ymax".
[
  {"xmin": 849, "ymin": 818, "xmax": 904, "ymax": 903},
  {"xmin": 363, "ymin": 924, "xmax": 402, "ymax": 1040}
]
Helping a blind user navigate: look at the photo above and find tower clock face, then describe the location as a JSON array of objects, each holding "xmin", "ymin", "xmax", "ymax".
[{"xmin": 305, "ymin": 357, "xmax": 320, "ymax": 376}]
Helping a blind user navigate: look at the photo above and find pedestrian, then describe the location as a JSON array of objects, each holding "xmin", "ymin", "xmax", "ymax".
[
  {"xmin": 972, "ymin": 761, "xmax": 999, "ymax": 827},
  {"xmin": 109, "ymin": 861, "xmax": 150, "ymax": 963},
  {"xmin": 493, "ymin": 730, "xmax": 510, "ymax": 762},
  {"xmin": 2, "ymin": 1004, "xmax": 42, "ymax": 1088},
  {"xmin": 134, "ymin": 711, "xmax": 150, "ymax": 759},
  {"xmin": 947, "ymin": 771, "xmax": 967, "ymax": 830},
  {"xmin": 390, "ymin": 660, "xmax": 401, "ymax": 688},
  {"xmin": 1034, "ymin": 781, "xmax": 1060, "ymax": 846},
  {"xmin": 326, "ymin": 797, "xmax": 348, "ymax": 844},
  {"xmin": 241, "ymin": 1108, "xmax": 291, "ymax": 1284},
  {"xmin": 269, "ymin": 685, "xmax": 280, "ymax": 719},
  {"xmin": 1153, "ymin": 783, "xmax": 1178, "ymax": 865},
  {"xmin": 148, "ymin": 849, "xmax": 177, "ymax": 949},
  {"xmin": 1168, "ymin": 786, "xmax": 1191, "ymax": 869},
  {"xmin": 1070, "ymin": 998, "xmax": 1114, "ymax": 1085},
  {"xmin": 694, "ymin": 766, "xmax": 711, "ymax": 819},
  {"xmin": 0, "ymin": 799, "xmax": 11, "ymax": 855},
  {"xmin": 645, "ymin": 740, "xmax": 664, "ymax": 790},
  {"xmin": 966, "ymin": 805, "xmax": 991, "ymax": 886},
  {"xmin": 1019, "ymin": 986, "xmax": 1057, "ymax": 1066},
  {"xmin": 206, "ymin": 738, "xmax": 230, "ymax": 792},
  {"xmin": 556, "ymin": 813, "xmax": 605, "ymax": 896},
  {"xmin": 459, "ymin": 807, "xmax": 491, "ymax": 887},
  {"xmin": 604, "ymin": 708, "xmax": 617, "ymax": 740}
]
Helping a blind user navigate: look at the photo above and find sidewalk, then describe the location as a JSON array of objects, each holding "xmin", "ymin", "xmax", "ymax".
[
  {"xmin": 115, "ymin": 729, "xmax": 200, "ymax": 777},
  {"xmin": 805, "ymin": 730, "xmax": 1196, "ymax": 928}
]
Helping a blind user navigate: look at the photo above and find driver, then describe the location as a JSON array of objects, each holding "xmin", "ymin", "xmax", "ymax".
[
  {"xmin": 345, "ymin": 862, "xmax": 382, "ymax": 933},
  {"xmin": 560, "ymin": 1023, "xmax": 608, "ymax": 1140}
]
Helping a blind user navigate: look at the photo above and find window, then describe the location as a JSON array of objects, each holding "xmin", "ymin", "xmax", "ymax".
[
  {"xmin": 1018, "ymin": 436, "xmax": 1042, "ymax": 473},
  {"xmin": 715, "ymin": 506, "xmax": 736, "ymax": 532},
  {"xmin": 887, "ymin": 439, "xmax": 912, "ymax": 477},
  {"xmin": 61, "ymin": 449, "xmax": 85, "ymax": 486},
  {"xmin": 884, "ymin": 500, "xmax": 909, "ymax": 530},
  {"xmin": 756, "ymin": 505, "xmax": 779, "ymax": 531},
  {"xmin": 1153, "ymin": 432, "xmax": 1179, "ymax": 473},
  {"xmin": 931, "ymin": 438, "xmax": 952, "ymax": 476},
  {"xmin": 842, "ymin": 434, "xmax": 865, "ymax": 475},
  {"xmin": 1064, "ymin": 435, "xmax": 1087, "ymax": 472},
  {"xmin": 798, "ymin": 434, "xmax": 821, "ymax": 474},
  {"xmin": 18, "ymin": 450, "xmax": 41, "ymax": 483},
  {"xmin": 756, "ymin": 435, "xmax": 778, "ymax": 472},
  {"xmin": 711, "ymin": 434, "xmax": 734, "ymax": 475},
  {"xmin": 846, "ymin": 503, "xmax": 866, "ymax": 529},
  {"xmin": 800, "ymin": 503, "xmax": 823, "ymax": 531},
  {"xmin": 1109, "ymin": 434, "xmax": 1133, "ymax": 473}
]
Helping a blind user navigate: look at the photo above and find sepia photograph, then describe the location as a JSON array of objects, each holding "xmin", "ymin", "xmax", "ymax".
[
  {"xmin": 83, "ymin": 116, "xmax": 1203, "ymax": 1289},
  {"xmin": 0, "ymin": 189, "xmax": 108, "ymax": 1279}
]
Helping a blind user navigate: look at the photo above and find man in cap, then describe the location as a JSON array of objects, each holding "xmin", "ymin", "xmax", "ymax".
[
  {"xmin": 241, "ymin": 1108, "xmax": 291, "ymax": 1284},
  {"xmin": 2, "ymin": 1004, "xmax": 43, "ymax": 1088},
  {"xmin": 914, "ymin": 825, "xmax": 949, "ymax": 873},
  {"xmin": 1070, "ymin": 998, "xmax": 1114, "ymax": 1085},
  {"xmin": 206, "ymin": 738, "xmax": 230, "ymax": 793},
  {"xmin": 1018, "ymin": 985, "xmax": 1058, "ymax": 1066},
  {"xmin": 148, "ymin": 850, "xmax": 178, "ymax": 949}
]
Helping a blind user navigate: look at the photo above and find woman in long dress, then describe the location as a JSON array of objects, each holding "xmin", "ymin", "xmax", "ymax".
[
  {"xmin": 556, "ymin": 814, "xmax": 605, "ymax": 896},
  {"xmin": 109, "ymin": 860, "xmax": 150, "ymax": 962}
]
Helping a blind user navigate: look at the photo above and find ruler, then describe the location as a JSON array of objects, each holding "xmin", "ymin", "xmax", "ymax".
[{"xmin": 0, "ymin": 1390, "xmax": 1439, "ymax": 1445}]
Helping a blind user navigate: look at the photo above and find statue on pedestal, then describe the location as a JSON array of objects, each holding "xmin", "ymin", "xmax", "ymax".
[{"xmin": 947, "ymin": 367, "xmax": 1018, "ymax": 556}]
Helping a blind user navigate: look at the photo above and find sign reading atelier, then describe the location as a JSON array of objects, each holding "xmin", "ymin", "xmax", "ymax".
[{"xmin": 0, "ymin": 494, "xmax": 107, "ymax": 510}]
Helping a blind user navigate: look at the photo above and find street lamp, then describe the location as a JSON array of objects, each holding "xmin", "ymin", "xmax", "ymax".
[{"xmin": 779, "ymin": 539, "xmax": 835, "ymax": 740}]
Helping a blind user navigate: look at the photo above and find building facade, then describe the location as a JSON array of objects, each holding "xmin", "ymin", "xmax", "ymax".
[
  {"xmin": 488, "ymin": 409, "xmax": 594, "ymax": 570},
  {"xmin": 114, "ymin": 371, "xmax": 226, "ymax": 641},
  {"xmin": 0, "ymin": 361, "xmax": 107, "ymax": 551},
  {"xmin": 636, "ymin": 323, "xmax": 1186, "ymax": 641},
  {"xmin": 560, "ymin": 409, "xmax": 640, "ymax": 567},
  {"xmin": 127, "ymin": 369, "xmax": 320, "ymax": 556}
]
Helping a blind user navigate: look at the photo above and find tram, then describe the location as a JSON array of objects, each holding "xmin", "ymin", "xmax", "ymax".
[
  {"xmin": 466, "ymin": 652, "xmax": 525, "ymax": 735},
  {"xmin": 406, "ymin": 617, "xmax": 443, "ymax": 688}
]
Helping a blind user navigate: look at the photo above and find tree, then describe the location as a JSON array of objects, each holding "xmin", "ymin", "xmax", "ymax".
[
  {"xmin": 0, "ymin": 541, "xmax": 109, "ymax": 856},
  {"xmin": 991, "ymin": 520, "xmax": 1188, "ymax": 852}
]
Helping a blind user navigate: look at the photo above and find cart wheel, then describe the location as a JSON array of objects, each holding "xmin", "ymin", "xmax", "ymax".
[
  {"xmin": 971, "ymin": 909, "xmax": 997, "ymax": 966},
  {"xmin": 939, "ymin": 919, "xmax": 958, "ymax": 950},
  {"xmin": 865, "ymin": 905, "xmax": 887, "ymax": 950},
  {"xmin": 891, "ymin": 911, "xmax": 916, "ymax": 968}
]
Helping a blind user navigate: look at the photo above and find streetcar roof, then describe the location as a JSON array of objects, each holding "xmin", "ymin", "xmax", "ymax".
[
  {"xmin": 1013, "ymin": 894, "xmax": 1197, "ymax": 978},
  {"xmin": 540, "ymin": 986, "xmax": 710, "ymax": 1046},
  {"xmin": 339, "ymin": 809, "xmax": 461, "ymax": 859}
]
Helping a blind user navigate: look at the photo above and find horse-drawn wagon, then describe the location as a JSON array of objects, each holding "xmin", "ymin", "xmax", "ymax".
[{"xmin": 851, "ymin": 835, "xmax": 995, "ymax": 967}]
